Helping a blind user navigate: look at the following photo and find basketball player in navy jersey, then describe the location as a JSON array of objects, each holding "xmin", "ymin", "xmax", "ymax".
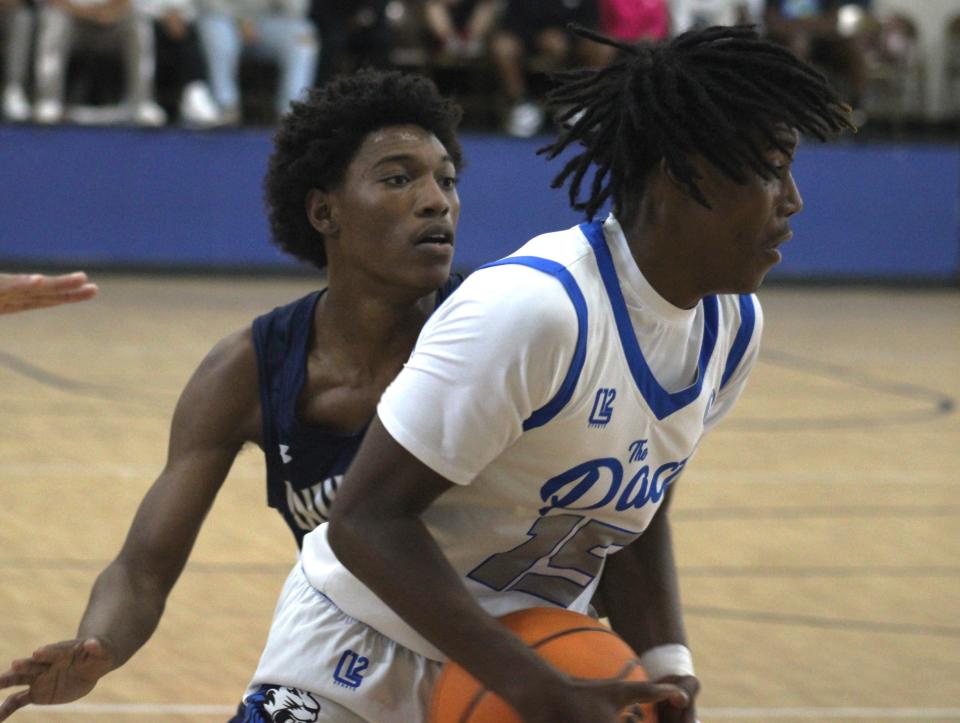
[
  {"xmin": 234, "ymin": 26, "xmax": 854, "ymax": 723},
  {"xmin": 0, "ymin": 69, "xmax": 463, "ymax": 719}
]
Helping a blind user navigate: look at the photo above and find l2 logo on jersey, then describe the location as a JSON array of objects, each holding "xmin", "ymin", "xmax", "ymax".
[
  {"xmin": 333, "ymin": 649, "xmax": 369, "ymax": 690},
  {"xmin": 588, "ymin": 388, "xmax": 617, "ymax": 427}
]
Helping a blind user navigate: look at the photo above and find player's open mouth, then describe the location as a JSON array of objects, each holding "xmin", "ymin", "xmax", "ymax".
[
  {"xmin": 763, "ymin": 229, "xmax": 792, "ymax": 249},
  {"xmin": 414, "ymin": 224, "xmax": 454, "ymax": 246}
]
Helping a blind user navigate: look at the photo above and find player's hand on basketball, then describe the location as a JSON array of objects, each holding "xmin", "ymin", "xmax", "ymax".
[
  {"xmin": 514, "ymin": 676, "xmax": 687, "ymax": 723},
  {"xmin": 0, "ymin": 272, "xmax": 98, "ymax": 315},
  {"xmin": 652, "ymin": 674, "xmax": 700, "ymax": 723},
  {"xmin": 0, "ymin": 637, "xmax": 116, "ymax": 719}
]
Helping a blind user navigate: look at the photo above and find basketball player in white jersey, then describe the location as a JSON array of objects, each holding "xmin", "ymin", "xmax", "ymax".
[{"xmin": 237, "ymin": 25, "xmax": 854, "ymax": 723}]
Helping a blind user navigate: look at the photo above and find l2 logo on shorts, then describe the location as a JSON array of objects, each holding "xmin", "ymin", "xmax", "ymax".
[{"xmin": 333, "ymin": 649, "xmax": 369, "ymax": 689}]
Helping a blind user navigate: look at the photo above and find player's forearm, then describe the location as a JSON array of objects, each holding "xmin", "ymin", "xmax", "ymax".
[
  {"xmin": 76, "ymin": 560, "xmax": 168, "ymax": 668},
  {"xmin": 328, "ymin": 513, "xmax": 569, "ymax": 711},
  {"xmin": 598, "ymin": 506, "xmax": 687, "ymax": 654}
]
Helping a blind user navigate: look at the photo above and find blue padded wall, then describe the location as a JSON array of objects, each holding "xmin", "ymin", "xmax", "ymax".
[{"xmin": 1, "ymin": 126, "xmax": 956, "ymax": 280}]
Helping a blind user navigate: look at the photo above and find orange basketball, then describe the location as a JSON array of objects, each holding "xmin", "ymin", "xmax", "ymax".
[{"xmin": 429, "ymin": 607, "xmax": 657, "ymax": 723}]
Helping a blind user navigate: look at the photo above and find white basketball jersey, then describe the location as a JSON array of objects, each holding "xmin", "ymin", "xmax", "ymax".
[{"xmin": 301, "ymin": 216, "xmax": 761, "ymax": 661}]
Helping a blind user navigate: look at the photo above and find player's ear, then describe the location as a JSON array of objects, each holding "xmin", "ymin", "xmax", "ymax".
[{"xmin": 306, "ymin": 188, "xmax": 339, "ymax": 236}]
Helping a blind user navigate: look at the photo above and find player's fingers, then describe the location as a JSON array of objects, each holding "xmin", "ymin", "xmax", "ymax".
[
  {"xmin": 0, "ymin": 274, "xmax": 93, "ymax": 303},
  {"xmin": 30, "ymin": 642, "xmax": 77, "ymax": 664},
  {"xmin": 656, "ymin": 700, "xmax": 700, "ymax": 723},
  {"xmin": 617, "ymin": 682, "xmax": 688, "ymax": 707},
  {"xmin": 0, "ymin": 297, "xmax": 68, "ymax": 313},
  {"xmin": 9, "ymin": 659, "xmax": 49, "ymax": 676},
  {"xmin": 18, "ymin": 287, "xmax": 97, "ymax": 304},
  {"xmin": 53, "ymin": 285, "xmax": 99, "ymax": 303},
  {"xmin": 0, "ymin": 671, "xmax": 39, "ymax": 688},
  {"xmin": 34, "ymin": 272, "xmax": 91, "ymax": 292},
  {"xmin": 619, "ymin": 703, "xmax": 647, "ymax": 723},
  {"xmin": 0, "ymin": 689, "xmax": 32, "ymax": 721},
  {"xmin": 0, "ymin": 290, "xmax": 93, "ymax": 313},
  {"xmin": 0, "ymin": 273, "xmax": 43, "ymax": 291}
]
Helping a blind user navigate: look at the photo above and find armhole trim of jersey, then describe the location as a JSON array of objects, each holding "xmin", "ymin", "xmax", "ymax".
[
  {"xmin": 720, "ymin": 294, "xmax": 756, "ymax": 390},
  {"xmin": 251, "ymin": 314, "xmax": 281, "ymax": 507},
  {"xmin": 477, "ymin": 256, "xmax": 588, "ymax": 431}
]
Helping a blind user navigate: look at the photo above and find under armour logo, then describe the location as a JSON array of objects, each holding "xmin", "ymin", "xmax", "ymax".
[
  {"xmin": 588, "ymin": 388, "xmax": 616, "ymax": 427},
  {"xmin": 279, "ymin": 444, "xmax": 292, "ymax": 464},
  {"xmin": 333, "ymin": 650, "xmax": 369, "ymax": 690}
]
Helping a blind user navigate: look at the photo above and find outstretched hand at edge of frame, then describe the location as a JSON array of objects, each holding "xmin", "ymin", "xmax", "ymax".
[
  {"xmin": 0, "ymin": 637, "xmax": 116, "ymax": 720},
  {"xmin": 0, "ymin": 272, "xmax": 98, "ymax": 315}
]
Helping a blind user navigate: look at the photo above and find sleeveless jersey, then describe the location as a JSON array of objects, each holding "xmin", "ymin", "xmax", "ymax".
[
  {"xmin": 252, "ymin": 276, "xmax": 463, "ymax": 547},
  {"xmin": 301, "ymin": 218, "xmax": 762, "ymax": 659}
]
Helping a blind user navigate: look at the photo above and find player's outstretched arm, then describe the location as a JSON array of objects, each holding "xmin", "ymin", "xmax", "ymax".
[
  {"xmin": 597, "ymin": 482, "xmax": 700, "ymax": 723},
  {"xmin": 0, "ymin": 329, "xmax": 259, "ymax": 719},
  {"xmin": 328, "ymin": 417, "xmax": 688, "ymax": 723},
  {"xmin": 0, "ymin": 272, "xmax": 98, "ymax": 315}
]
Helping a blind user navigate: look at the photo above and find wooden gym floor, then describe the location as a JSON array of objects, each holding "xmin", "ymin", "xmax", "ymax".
[{"xmin": 1, "ymin": 276, "xmax": 958, "ymax": 722}]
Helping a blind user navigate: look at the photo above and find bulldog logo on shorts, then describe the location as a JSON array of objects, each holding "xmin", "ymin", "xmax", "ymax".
[{"xmin": 242, "ymin": 685, "xmax": 321, "ymax": 723}]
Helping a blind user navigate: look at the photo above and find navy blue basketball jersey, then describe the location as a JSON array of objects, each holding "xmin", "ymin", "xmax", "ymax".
[{"xmin": 252, "ymin": 276, "xmax": 463, "ymax": 546}]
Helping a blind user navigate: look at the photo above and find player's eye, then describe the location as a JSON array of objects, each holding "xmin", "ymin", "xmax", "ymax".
[
  {"xmin": 439, "ymin": 176, "xmax": 458, "ymax": 190},
  {"xmin": 768, "ymin": 156, "xmax": 791, "ymax": 178},
  {"xmin": 383, "ymin": 174, "xmax": 410, "ymax": 187}
]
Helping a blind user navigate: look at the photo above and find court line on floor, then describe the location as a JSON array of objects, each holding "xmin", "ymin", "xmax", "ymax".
[
  {"xmin": 3, "ymin": 558, "xmax": 957, "ymax": 581},
  {"xmin": 30, "ymin": 704, "xmax": 960, "ymax": 719},
  {"xmin": 701, "ymin": 708, "xmax": 960, "ymax": 719},
  {"xmin": 0, "ymin": 462, "xmax": 261, "ymax": 479},
  {"xmin": 0, "ymin": 350, "xmax": 169, "ymax": 409},
  {"xmin": 727, "ymin": 348, "xmax": 955, "ymax": 431},
  {"xmin": 686, "ymin": 605, "xmax": 960, "ymax": 637},
  {"xmin": 681, "ymin": 564, "xmax": 960, "ymax": 578},
  {"xmin": 674, "ymin": 504, "xmax": 960, "ymax": 520}
]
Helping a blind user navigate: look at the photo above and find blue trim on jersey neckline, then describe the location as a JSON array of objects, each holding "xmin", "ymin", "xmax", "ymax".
[
  {"xmin": 579, "ymin": 221, "xmax": 719, "ymax": 420},
  {"xmin": 720, "ymin": 294, "xmax": 756, "ymax": 388},
  {"xmin": 478, "ymin": 256, "xmax": 589, "ymax": 431}
]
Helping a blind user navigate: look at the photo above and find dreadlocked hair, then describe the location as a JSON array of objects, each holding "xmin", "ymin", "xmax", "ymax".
[
  {"xmin": 539, "ymin": 24, "xmax": 855, "ymax": 219},
  {"xmin": 265, "ymin": 69, "xmax": 463, "ymax": 269}
]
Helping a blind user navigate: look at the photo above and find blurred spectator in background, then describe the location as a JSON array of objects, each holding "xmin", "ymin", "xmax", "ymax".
[
  {"xmin": 671, "ymin": 0, "xmax": 763, "ymax": 33},
  {"xmin": 32, "ymin": 0, "xmax": 166, "ymax": 125},
  {"xmin": 490, "ymin": 0, "xmax": 600, "ymax": 137},
  {"xmin": 135, "ymin": 0, "xmax": 221, "ymax": 127},
  {"xmin": 425, "ymin": 0, "xmax": 499, "ymax": 59},
  {"xmin": 765, "ymin": 0, "xmax": 867, "ymax": 109},
  {"xmin": 1, "ymin": 0, "xmax": 35, "ymax": 121},
  {"xmin": 310, "ymin": 0, "xmax": 393, "ymax": 82},
  {"xmin": 590, "ymin": 0, "xmax": 669, "ymax": 66},
  {"xmin": 197, "ymin": 0, "xmax": 318, "ymax": 124}
]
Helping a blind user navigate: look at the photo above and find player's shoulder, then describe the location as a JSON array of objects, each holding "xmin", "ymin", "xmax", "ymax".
[
  {"xmin": 432, "ymin": 224, "xmax": 592, "ymax": 335},
  {"xmin": 449, "ymin": 265, "xmax": 577, "ymax": 336},
  {"xmin": 189, "ymin": 327, "xmax": 258, "ymax": 399},
  {"xmin": 253, "ymin": 290, "xmax": 322, "ymax": 340},
  {"xmin": 510, "ymin": 223, "xmax": 595, "ymax": 269},
  {"xmin": 457, "ymin": 224, "xmax": 591, "ymax": 304},
  {"xmin": 173, "ymin": 326, "xmax": 261, "ymax": 444}
]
